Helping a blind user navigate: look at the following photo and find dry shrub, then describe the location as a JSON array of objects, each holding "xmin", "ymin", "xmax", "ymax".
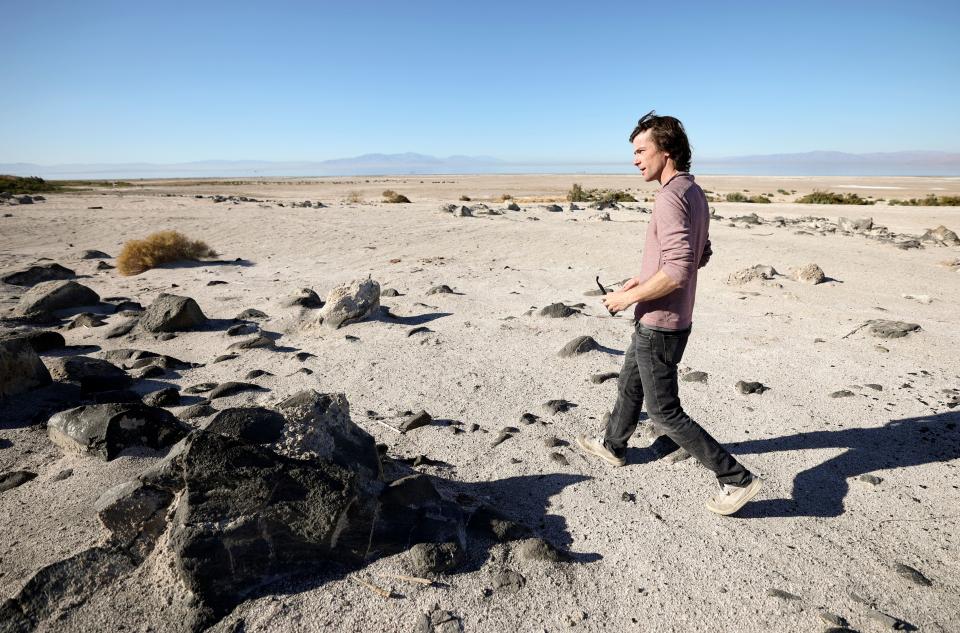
[
  {"xmin": 345, "ymin": 191, "xmax": 364, "ymax": 204},
  {"xmin": 382, "ymin": 189, "xmax": 411, "ymax": 203},
  {"xmin": 498, "ymin": 193, "xmax": 513, "ymax": 201},
  {"xmin": 459, "ymin": 194, "xmax": 471, "ymax": 201},
  {"xmin": 117, "ymin": 230, "xmax": 217, "ymax": 276}
]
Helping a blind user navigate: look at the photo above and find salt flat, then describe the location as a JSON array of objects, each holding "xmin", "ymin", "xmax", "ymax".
[{"xmin": 1, "ymin": 175, "xmax": 958, "ymax": 633}]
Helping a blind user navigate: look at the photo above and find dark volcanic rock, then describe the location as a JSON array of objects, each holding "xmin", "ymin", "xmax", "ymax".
[
  {"xmin": 94, "ymin": 480, "xmax": 173, "ymax": 558},
  {"xmin": 399, "ymin": 410, "xmax": 433, "ymax": 433},
  {"xmin": 867, "ymin": 320, "xmax": 921, "ymax": 339},
  {"xmin": 682, "ymin": 371, "xmax": 709, "ymax": 383},
  {"xmin": 226, "ymin": 323, "xmax": 258, "ymax": 337},
  {"xmin": 515, "ymin": 537, "xmax": 563, "ymax": 562},
  {"xmin": 104, "ymin": 318, "xmax": 138, "ymax": 339},
  {"xmin": 205, "ymin": 407, "xmax": 286, "ymax": 444},
  {"xmin": 543, "ymin": 399, "xmax": 576, "ymax": 414},
  {"xmin": 381, "ymin": 288, "xmax": 402, "ymax": 297},
  {"xmin": 179, "ymin": 402, "xmax": 217, "ymax": 420},
  {"xmin": 736, "ymin": 380, "xmax": 769, "ymax": 395},
  {"xmin": 235, "ymin": 308, "xmax": 268, "ymax": 320},
  {"xmin": 45, "ymin": 356, "xmax": 131, "ymax": 393},
  {"xmin": 81, "ymin": 249, "xmax": 112, "ymax": 259},
  {"xmin": 0, "ymin": 470, "xmax": 37, "ymax": 493},
  {"xmin": 143, "ymin": 387, "xmax": 180, "ymax": 408},
  {"xmin": 14, "ymin": 280, "xmax": 100, "ymax": 320},
  {"xmin": 539, "ymin": 303, "xmax": 577, "ymax": 318},
  {"xmin": 590, "ymin": 372, "xmax": 619, "ymax": 384},
  {"xmin": 0, "ymin": 337, "xmax": 52, "ymax": 398},
  {"xmin": 166, "ymin": 431, "xmax": 380, "ymax": 621},
  {"xmin": 47, "ymin": 403, "xmax": 189, "ymax": 460},
  {"xmin": 427, "ymin": 284, "xmax": 455, "ymax": 295},
  {"xmin": 491, "ymin": 569, "xmax": 526, "ymax": 592},
  {"xmin": 226, "ymin": 334, "xmax": 276, "ymax": 351},
  {"xmin": 283, "ymin": 288, "xmax": 324, "ymax": 309},
  {"xmin": 207, "ymin": 382, "xmax": 263, "ymax": 400},
  {"xmin": 139, "ymin": 293, "xmax": 207, "ymax": 333},
  {"xmin": 406, "ymin": 541, "xmax": 465, "ymax": 575},
  {"xmin": 244, "ymin": 369, "xmax": 273, "ymax": 379},
  {"xmin": 67, "ymin": 312, "xmax": 107, "ymax": 329},
  {"xmin": 558, "ymin": 335, "xmax": 600, "ymax": 357},
  {"xmin": 1, "ymin": 330, "xmax": 65, "ymax": 353},
  {"xmin": 1, "ymin": 263, "xmax": 76, "ymax": 286},
  {"xmin": 184, "ymin": 382, "xmax": 217, "ymax": 394}
]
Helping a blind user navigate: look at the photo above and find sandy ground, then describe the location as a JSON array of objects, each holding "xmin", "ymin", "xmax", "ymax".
[{"xmin": 1, "ymin": 174, "xmax": 959, "ymax": 632}]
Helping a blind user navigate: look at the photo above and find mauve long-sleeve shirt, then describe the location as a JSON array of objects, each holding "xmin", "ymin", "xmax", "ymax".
[{"xmin": 633, "ymin": 172, "xmax": 712, "ymax": 330}]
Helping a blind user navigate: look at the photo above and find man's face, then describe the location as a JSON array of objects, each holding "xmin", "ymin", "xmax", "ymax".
[{"xmin": 632, "ymin": 129, "xmax": 668, "ymax": 183}]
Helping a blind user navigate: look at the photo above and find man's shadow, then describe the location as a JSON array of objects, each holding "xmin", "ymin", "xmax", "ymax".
[{"xmin": 728, "ymin": 412, "xmax": 960, "ymax": 518}]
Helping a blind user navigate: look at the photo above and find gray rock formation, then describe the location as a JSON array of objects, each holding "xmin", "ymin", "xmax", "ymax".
[
  {"xmin": 0, "ymin": 338, "xmax": 52, "ymax": 398},
  {"xmin": 867, "ymin": 320, "xmax": 922, "ymax": 339},
  {"xmin": 45, "ymin": 356, "xmax": 131, "ymax": 393},
  {"xmin": 13, "ymin": 280, "xmax": 100, "ymax": 320},
  {"xmin": 558, "ymin": 335, "xmax": 600, "ymax": 357},
  {"xmin": 1, "ymin": 263, "xmax": 76, "ymax": 286},
  {"xmin": 319, "ymin": 278, "xmax": 380, "ymax": 329},
  {"xmin": 726, "ymin": 265, "xmax": 778, "ymax": 285},
  {"xmin": 140, "ymin": 294, "xmax": 207, "ymax": 333}
]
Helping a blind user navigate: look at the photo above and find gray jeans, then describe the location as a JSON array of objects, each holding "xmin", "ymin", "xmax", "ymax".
[{"xmin": 603, "ymin": 322, "xmax": 752, "ymax": 486}]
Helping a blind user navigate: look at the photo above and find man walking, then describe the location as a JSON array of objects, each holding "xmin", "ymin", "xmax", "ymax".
[{"xmin": 576, "ymin": 111, "xmax": 762, "ymax": 516}]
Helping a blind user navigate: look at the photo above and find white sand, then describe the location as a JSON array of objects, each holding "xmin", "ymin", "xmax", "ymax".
[{"xmin": 1, "ymin": 175, "xmax": 959, "ymax": 632}]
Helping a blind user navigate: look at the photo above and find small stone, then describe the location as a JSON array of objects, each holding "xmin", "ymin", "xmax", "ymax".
[
  {"xmin": 539, "ymin": 303, "xmax": 578, "ymax": 318},
  {"xmin": 514, "ymin": 538, "xmax": 562, "ymax": 562},
  {"xmin": 178, "ymin": 402, "xmax": 217, "ymax": 419},
  {"xmin": 491, "ymin": 432, "xmax": 512, "ymax": 447},
  {"xmin": 736, "ymin": 380, "xmax": 769, "ymax": 395},
  {"xmin": 793, "ymin": 263, "xmax": 826, "ymax": 284},
  {"xmin": 184, "ymin": 382, "xmax": 217, "ymax": 394},
  {"xmin": 682, "ymin": 371, "xmax": 709, "ymax": 383},
  {"xmin": 818, "ymin": 611, "xmax": 849, "ymax": 627},
  {"xmin": 427, "ymin": 284, "xmax": 455, "ymax": 295},
  {"xmin": 830, "ymin": 389, "xmax": 855, "ymax": 398},
  {"xmin": 621, "ymin": 492, "xmax": 636, "ymax": 502},
  {"xmin": 0, "ymin": 471, "xmax": 37, "ymax": 493},
  {"xmin": 399, "ymin": 410, "xmax": 433, "ymax": 433},
  {"xmin": 894, "ymin": 563, "xmax": 932, "ymax": 587},
  {"xmin": 543, "ymin": 436, "xmax": 563, "ymax": 448},
  {"xmin": 227, "ymin": 334, "xmax": 275, "ymax": 351},
  {"xmin": 766, "ymin": 588, "xmax": 801, "ymax": 601},
  {"xmin": 143, "ymin": 387, "xmax": 180, "ymax": 407},
  {"xmin": 50, "ymin": 468, "xmax": 73, "ymax": 482},
  {"xmin": 558, "ymin": 335, "xmax": 600, "ymax": 357},
  {"xmin": 235, "ymin": 308, "xmax": 268, "ymax": 320},
  {"xmin": 519, "ymin": 413, "xmax": 540, "ymax": 425},
  {"xmin": 550, "ymin": 453, "xmax": 570, "ymax": 466},
  {"xmin": 856, "ymin": 474, "xmax": 883, "ymax": 485},
  {"xmin": 543, "ymin": 399, "xmax": 576, "ymax": 414},
  {"xmin": 864, "ymin": 384, "xmax": 883, "ymax": 391},
  {"xmin": 207, "ymin": 382, "xmax": 262, "ymax": 399},
  {"xmin": 590, "ymin": 372, "xmax": 619, "ymax": 384},
  {"xmin": 213, "ymin": 353, "xmax": 239, "ymax": 363},
  {"xmin": 867, "ymin": 320, "xmax": 921, "ymax": 339},
  {"xmin": 408, "ymin": 326, "xmax": 432, "ymax": 336},
  {"xmin": 381, "ymin": 288, "xmax": 401, "ymax": 297},
  {"xmin": 491, "ymin": 569, "xmax": 525, "ymax": 593},
  {"xmin": 866, "ymin": 609, "xmax": 912, "ymax": 631},
  {"xmin": 664, "ymin": 448, "xmax": 691, "ymax": 464},
  {"xmin": 245, "ymin": 369, "xmax": 273, "ymax": 379}
]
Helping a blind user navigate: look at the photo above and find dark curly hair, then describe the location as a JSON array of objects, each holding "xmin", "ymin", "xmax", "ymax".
[{"xmin": 629, "ymin": 110, "xmax": 692, "ymax": 172}]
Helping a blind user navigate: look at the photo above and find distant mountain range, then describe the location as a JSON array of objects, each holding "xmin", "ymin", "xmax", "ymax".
[{"xmin": 2, "ymin": 151, "xmax": 959, "ymax": 179}]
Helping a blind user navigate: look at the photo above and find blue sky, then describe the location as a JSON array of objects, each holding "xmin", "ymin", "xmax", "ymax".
[{"xmin": 3, "ymin": 0, "xmax": 959, "ymax": 164}]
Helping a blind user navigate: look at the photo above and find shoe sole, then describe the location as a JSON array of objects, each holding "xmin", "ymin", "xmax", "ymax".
[
  {"xmin": 575, "ymin": 435, "xmax": 626, "ymax": 467},
  {"xmin": 706, "ymin": 477, "xmax": 764, "ymax": 516}
]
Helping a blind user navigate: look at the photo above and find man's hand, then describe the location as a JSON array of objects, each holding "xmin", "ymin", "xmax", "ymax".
[
  {"xmin": 602, "ymin": 290, "xmax": 635, "ymax": 314},
  {"xmin": 621, "ymin": 277, "xmax": 641, "ymax": 292}
]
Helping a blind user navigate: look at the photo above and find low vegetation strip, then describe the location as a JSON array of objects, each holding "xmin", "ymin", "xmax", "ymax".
[
  {"xmin": 567, "ymin": 183, "xmax": 637, "ymax": 203},
  {"xmin": 889, "ymin": 195, "xmax": 960, "ymax": 206},
  {"xmin": 795, "ymin": 190, "xmax": 875, "ymax": 205},
  {"xmin": 1, "ymin": 175, "xmax": 135, "ymax": 194}
]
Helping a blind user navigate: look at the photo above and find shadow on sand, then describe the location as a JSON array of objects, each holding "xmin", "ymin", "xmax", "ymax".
[{"xmin": 729, "ymin": 411, "xmax": 960, "ymax": 518}]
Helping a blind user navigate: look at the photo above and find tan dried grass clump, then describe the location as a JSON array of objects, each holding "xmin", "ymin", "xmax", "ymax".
[{"xmin": 116, "ymin": 230, "xmax": 217, "ymax": 276}]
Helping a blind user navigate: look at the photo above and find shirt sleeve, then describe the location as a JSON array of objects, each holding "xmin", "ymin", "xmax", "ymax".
[
  {"xmin": 657, "ymin": 190, "xmax": 694, "ymax": 287},
  {"xmin": 699, "ymin": 238, "xmax": 712, "ymax": 269}
]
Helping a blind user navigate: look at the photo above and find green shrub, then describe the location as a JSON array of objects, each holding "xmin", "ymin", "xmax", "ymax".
[
  {"xmin": 777, "ymin": 189, "xmax": 790, "ymax": 195},
  {"xmin": 749, "ymin": 195, "xmax": 772, "ymax": 204},
  {"xmin": 0, "ymin": 175, "xmax": 62, "ymax": 194},
  {"xmin": 888, "ymin": 195, "xmax": 960, "ymax": 206},
  {"xmin": 795, "ymin": 190, "xmax": 874, "ymax": 205},
  {"xmin": 725, "ymin": 192, "xmax": 749, "ymax": 202},
  {"xmin": 567, "ymin": 183, "xmax": 636, "ymax": 203}
]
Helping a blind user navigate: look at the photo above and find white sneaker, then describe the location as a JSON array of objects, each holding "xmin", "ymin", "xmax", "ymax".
[
  {"xmin": 705, "ymin": 477, "xmax": 764, "ymax": 516},
  {"xmin": 575, "ymin": 435, "xmax": 626, "ymax": 467}
]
